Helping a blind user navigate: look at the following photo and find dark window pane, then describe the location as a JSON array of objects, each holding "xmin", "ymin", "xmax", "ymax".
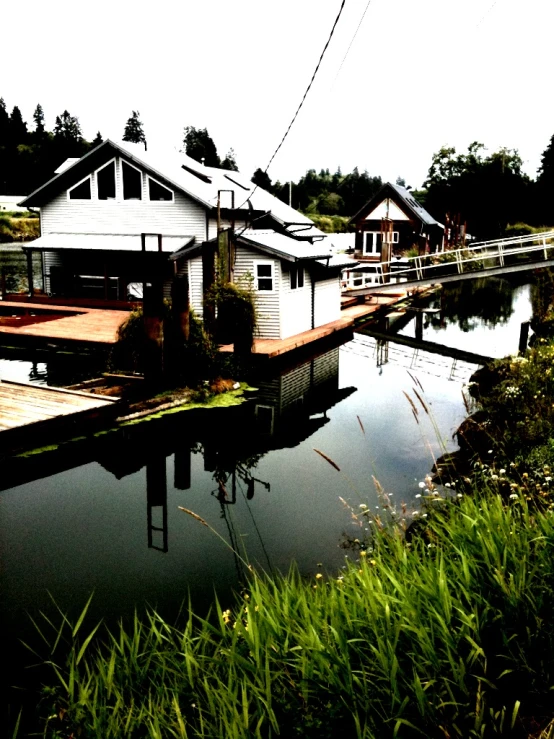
[
  {"xmin": 123, "ymin": 161, "xmax": 142, "ymax": 200},
  {"xmin": 69, "ymin": 178, "xmax": 91, "ymax": 200},
  {"xmin": 97, "ymin": 161, "xmax": 116, "ymax": 200},
  {"xmin": 297, "ymin": 268, "xmax": 304, "ymax": 288},
  {"xmin": 149, "ymin": 178, "xmax": 173, "ymax": 201},
  {"xmin": 257, "ymin": 264, "xmax": 272, "ymax": 277},
  {"xmin": 290, "ymin": 268, "xmax": 297, "ymax": 290},
  {"xmin": 258, "ymin": 278, "xmax": 272, "ymax": 291}
]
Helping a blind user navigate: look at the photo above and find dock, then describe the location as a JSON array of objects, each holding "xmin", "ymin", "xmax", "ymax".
[
  {"xmin": 220, "ymin": 290, "xmax": 409, "ymax": 359},
  {"xmin": 0, "ymin": 301, "xmax": 129, "ymax": 349},
  {"xmin": 0, "ymin": 380, "xmax": 120, "ymax": 451}
]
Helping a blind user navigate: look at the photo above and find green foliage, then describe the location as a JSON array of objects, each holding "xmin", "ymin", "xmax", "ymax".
[
  {"xmin": 505, "ymin": 222, "xmax": 554, "ymax": 237},
  {"xmin": 0, "ymin": 214, "xmax": 40, "ymax": 242},
  {"xmin": 220, "ymin": 148, "xmax": 238, "ymax": 171},
  {"xmin": 183, "ymin": 126, "xmax": 220, "ymax": 167},
  {"xmin": 122, "ymin": 110, "xmax": 146, "ymax": 147},
  {"xmin": 306, "ymin": 213, "xmax": 350, "ymax": 233},
  {"xmin": 204, "ymin": 275, "xmax": 257, "ymax": 349},
  {"xmin": 29, "ymin": 492, "xmax": 554, "ymax": 738}
]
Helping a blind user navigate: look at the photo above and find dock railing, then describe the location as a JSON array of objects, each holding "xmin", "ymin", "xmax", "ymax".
[{"xmin": 343, "ymin": 231, "xmax": 554, "ymax": 291}]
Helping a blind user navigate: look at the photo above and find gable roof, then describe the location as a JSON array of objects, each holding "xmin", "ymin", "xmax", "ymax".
[
  {"xmin": 19, "ymin": 140, "xmax": 322, "ymax": 237},
  {"xmin": 351, "ymin": 182, "xmax": 442, "ymax": 228}
]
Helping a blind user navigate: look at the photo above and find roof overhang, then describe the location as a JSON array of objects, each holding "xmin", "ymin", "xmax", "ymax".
[{"xmin": 23, "ymin": 232, "xmax": 195, "ymax": 253}]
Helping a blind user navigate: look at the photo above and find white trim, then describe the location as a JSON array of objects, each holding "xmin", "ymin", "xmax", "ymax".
[
  {"xmin": 254, "ymin": 259, "xmax": 275, "ymax": 293},
  {"xmin": 121, "ymin": 159, "xmax": 143, "ymax": 201},
  {"xmin": 147, "ymin": 175, "xmax": 174, "ymax": 203},
  {"xmin": 67, "ymin": 175, "xmax": 92, "ymax": 201},
  {"xmin": 95, "ymin": 158, "xmax": 117, "ymax": 201}
]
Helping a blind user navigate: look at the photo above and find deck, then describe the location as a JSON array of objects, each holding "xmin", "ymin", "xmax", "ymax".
[
  {"xmin": 220, "ymin": 290, "xmax": 408, "ymax": 359},
  {"xmin": 0, "ymin": 379, "xmax": 120, "ymax": 451},
  {"xmin": 0, "ymin": 301, "xmax": 129, "ymax": 348}
]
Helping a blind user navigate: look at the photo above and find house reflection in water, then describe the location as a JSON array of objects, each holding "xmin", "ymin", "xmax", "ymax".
[{"xmin": 0, "ymin": 346, "xmax": 356, "ymax": 555}]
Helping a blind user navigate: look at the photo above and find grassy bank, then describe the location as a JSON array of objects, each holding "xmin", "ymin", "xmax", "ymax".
[
  {"xmin": 26, "ymin": 491, "xmax": 554, "ymax": 738},
  {"xmin": 0, "ymin": 211, "xmax": 40, "ymax": 243}
]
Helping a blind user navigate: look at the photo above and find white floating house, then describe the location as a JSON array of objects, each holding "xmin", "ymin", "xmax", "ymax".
[{"xmin": 19, "ymin": 140, "xmax": 351, "ymax": 340}]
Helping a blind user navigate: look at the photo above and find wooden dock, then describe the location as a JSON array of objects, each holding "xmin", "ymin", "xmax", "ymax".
[
  {"xmin": 0, "ymin": 380, "xmax": 120, "ymax": 451},
  {"xmin": 220, "ymin": 291, "xmax": 408, "ymax": 359},
  {"xmin": 0, "ymin": 301, "xmax": 129, "ymax": 349}
]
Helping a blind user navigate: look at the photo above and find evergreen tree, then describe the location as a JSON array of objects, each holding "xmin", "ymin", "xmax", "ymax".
[
  {"xmin": 251, "ymin": 168, "xmax": 273, "ymax": 192},
  {"xmin": 0, "ymin": 97, "xmax": 9, "ymax": 142},
  {"xmin": 536, "ymin": 134, "xmax": 554, "ymax": 225},
  {"xmin": 9, "ymin": 106, "xmax": 28, "ymax": 145},
  {"xmin": 220, "ymin": 148, "xmax": 238, "ymax": 171},
  {"xmin": 122, "ymin": 111, "xmax": 146, "ymax": 147},
  {"xmin": 54, "ymin": 110, "xmax": 83, "ymax": 142},
  {"xmin": 91, "ymin": 131, "xmax": 103, "ymax": 148},
  {"xmin": 33, "ymin": 104, "xmax": 45, "ymax": 135},
  {"xmin": 183, "ymin": 126, "xmax": 220, "ymax": 167}
]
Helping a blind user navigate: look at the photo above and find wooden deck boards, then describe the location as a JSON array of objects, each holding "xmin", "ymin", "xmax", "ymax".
[
  {"xmin": 0, "ymin": 301, "xmax": 129, "ymax": 346},
  {"xmin": 0, "ymin": 381, "xmax": 118, "ymax": 432}
]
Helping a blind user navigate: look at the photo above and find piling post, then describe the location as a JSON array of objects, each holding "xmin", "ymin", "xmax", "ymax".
[
  {"xmin": 143, "ymin": 282, "xmax": 165, "ymax": 387},
  {"xmin": 174, "ymin": 446, "xmax": 191, "ymax": 490},
  {"xmin": 518, "ymin": 321, "xmax": 530, "ymax": 355}
]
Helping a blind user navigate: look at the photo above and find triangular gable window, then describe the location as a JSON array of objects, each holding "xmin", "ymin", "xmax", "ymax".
[
  {"xmin": 97, "ymin": 160, "xmax": 116, "ymax": 200},
  {"xmin": 148, "ymin": 177, "xmax": 173, "ymax": 201},
  {"xmin": 69, "ymin": 177, "xmax": 91, "ymax": 200},
  {"xmin": 122, "ymin": 161, "xmax": 142, "ymax": 200}
]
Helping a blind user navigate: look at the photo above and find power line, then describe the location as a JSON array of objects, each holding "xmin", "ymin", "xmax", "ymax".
[
  {"xmin": 263, "ymin": 0, "xmax": 347, "ymax": 175},
  {"xmin": 332, "ymin": 0, "xmax": 373, "ymax": 88},
  {"xmin": 476, "ymin": 0, "xmax": 499, "ymax": 28}
]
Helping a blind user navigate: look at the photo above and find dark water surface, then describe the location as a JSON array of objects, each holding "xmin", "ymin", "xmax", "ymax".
[{"xmin": 0, "ymin": 275, "xmax": 536, "ymax": 728}]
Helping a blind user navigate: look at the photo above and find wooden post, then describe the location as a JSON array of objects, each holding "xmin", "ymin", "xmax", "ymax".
[
  {"xmin": 172, "ymin": 273, "xmax": 190, "ymax": 342},
  {"xmin": 143, "ymin": 281, "xmax": 165, "ymax": 387},
  {"xmin": 202, "ymin": 241, "xmax": 216, "ymax": 336},
  {"xmin": 415, "ymin": 311, "xmax": 423, "ymax": 341},
  {"xmin": 26, "ymin": 250, "xmax": 34, "ymax": 298},
  {"xmin": 519, "ymin": 321, "xmax": 530, "ymax": 355}
]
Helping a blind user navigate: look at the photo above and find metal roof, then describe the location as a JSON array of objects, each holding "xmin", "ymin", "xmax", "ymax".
[
  {"xmin": 19, "ymin": 140, "xmax": 324, "ymax": 239},
  {"xmin": 238, "ymin": 229, "xmax": 333, "ymax": 262},
  {"xmin": 388, "ymin": 183, "xmax": 441, "ymax": 227},
  {"xmin": 24, "ymin": 232, "xmax": 195, "ymax": 253}
]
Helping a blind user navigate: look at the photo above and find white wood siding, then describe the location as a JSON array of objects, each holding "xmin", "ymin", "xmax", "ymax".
[
  {"xmin": 234, "ymin": 245, "xmax": 281, "ymax": 339},
  {"xmin": 280, "ymin": 265, "xmax": 312, "ymax": 339},
  {"xmin": 188, "ymin": 256, "xmax": 204, "ymax": 319},
  {"xmin": 40, "ymin": 158, "xmax": 207, "ymax": 241},
  {"xmin": 365, "ymin": 199, "xmax": 409, "ymax": 221},
  {"xmin": 312, "ymin": 347, "xmax": 340, "ymax": 386},
  {"xmin": 313, "ymin": 277, "xmax": 340, "ymax": 327}
]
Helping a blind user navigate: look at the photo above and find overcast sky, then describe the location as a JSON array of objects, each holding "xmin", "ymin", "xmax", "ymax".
[{"xmin": 2, "ymin": 0, "xmax": 553, "ymax": 188}]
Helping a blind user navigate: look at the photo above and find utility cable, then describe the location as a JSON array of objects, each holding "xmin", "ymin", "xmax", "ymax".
[
  {"xmin": 234, "ymin": 0, "xmax": 347, "ymax": 222},
  {"xmin": 332, "ymin": 0, "xmax": 373, "ymax": 88}
]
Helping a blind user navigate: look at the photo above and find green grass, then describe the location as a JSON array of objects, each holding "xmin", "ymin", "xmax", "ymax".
[{"xmin": 27, "ymin": 492, "xmax": 554, "ymax": 738}]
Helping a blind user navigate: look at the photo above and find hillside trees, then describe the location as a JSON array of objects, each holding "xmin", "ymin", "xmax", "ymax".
[
  {"xmin": 183, "ymin": 126, "xmax": 220, "ymax": 167},
  {"xmin": 423, "ymin": 142, "xmax": 532, "ymax": 239}
]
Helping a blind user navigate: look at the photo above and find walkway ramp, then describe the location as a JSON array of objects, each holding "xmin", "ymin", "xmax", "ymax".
[{"xmin": 345, "ymin": 231, "xmax": 554, "ymax": 296}]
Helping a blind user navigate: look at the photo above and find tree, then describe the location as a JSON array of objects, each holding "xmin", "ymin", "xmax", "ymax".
[
  {"xmin": 183, "ymin": 126, "xmax": 220, "ymax": 167},
  {"xmin": 536, "ymin": 134, "xmax": 554, "ymax": 225},
  {"xmin": 0, "ymin": 98, "xmax": 9, "ymax": 143},
  {"xmin": 54, "ymin": 110, "xmax": 83, "ymax": 142},
  {"xmin": 251, "ymin": 168, "xmax": 273, "ymax": 192},
  {"xmin": 33, "ymin": 104, "xmax": 45, "ymax": 136},
  {"xmin": 220, "ymin": 148, "xmax": 238, "ymax": 171},
  {"xmin": 91, "ymin": 131, "xmax": 103, "ymax": 148},
  {"xmin": 122, "ymin": 111, "xmax": 146, "ymax": 147},
  {"xmin": 9, "ymin": 106, "xmax": 28, "ymax": 145}
]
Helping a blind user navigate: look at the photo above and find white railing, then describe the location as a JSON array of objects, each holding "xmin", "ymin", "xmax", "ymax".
[{"xmin": 343, "ymin": 231, "xmax": 554, "ymax": 290}]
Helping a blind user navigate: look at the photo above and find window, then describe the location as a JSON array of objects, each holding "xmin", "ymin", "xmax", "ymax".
[
  {"xmin": 122, "ymin": 161, "xmax": 142, "ymax": 200},
  {"xmin": 290, "ymin": 266, "xmax": 304, "ymax": 290},
  {"xmin": 96, "ymin": 160, "xmax": 116, "ymax": 200},
  {"xmin": 255, "ymin": 261, "xmax": 274, "ymax": 291},
  {"xmin": 148, "ymin": 177, "xmax": 173, "ymax": 201},
  {"xmin": 69, "ymin": 177, "xmax": 91, "ymax": 200},
  {"xmin": 364, "ymin": 232, "xmax": 382, "ymax": 255}
]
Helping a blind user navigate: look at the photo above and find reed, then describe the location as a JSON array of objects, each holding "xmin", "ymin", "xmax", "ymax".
[{"xmin": 28, "ymin": 491, "xmax": 554, "ymax": 738}]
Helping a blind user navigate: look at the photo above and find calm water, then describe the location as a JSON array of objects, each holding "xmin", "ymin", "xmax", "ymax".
[{"xmin": 0, "ymin": 275, "xmax": 536, "ymax": 727}]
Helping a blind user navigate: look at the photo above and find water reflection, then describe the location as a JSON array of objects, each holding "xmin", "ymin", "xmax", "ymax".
[{"xmin": 426, "ymin": 277, "xmax": 516, "ymax": 332}]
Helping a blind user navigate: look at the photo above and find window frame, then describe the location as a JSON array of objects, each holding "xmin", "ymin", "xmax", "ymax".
[
  {"xmin": 148, "ymin": 175, "xmax": 174, "ymax": 203},
  {"xmin": 67, "ymin": 175, "xmax": 92, "ymax": 201},
  {"xmin": 121, "ymin": 159, "xmax": 143, "ymax": 201},
  {"xmin": 290, "ymin": 265, "xmax": 304, "ymax": 290},
  {"xmin": 254, "ymin": 260, "xmax": 275, "ymax": 293},
  {"xmin": 95, "ymin": 158, "xmax": 117, "ymax": 201}
]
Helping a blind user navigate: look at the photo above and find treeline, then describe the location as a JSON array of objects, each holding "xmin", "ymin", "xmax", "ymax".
[{"xmin": 419, "ymin": 141, "xmax": 554, "ymax": 240}]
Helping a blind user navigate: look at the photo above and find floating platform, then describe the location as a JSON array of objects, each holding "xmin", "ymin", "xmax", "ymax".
[
  {"xmin": 0, "ymin": 379, "xmax": 121, "ymax": 452},
  {"xmin": 0, "ymin": 301, "xmax": 129, "ymax": 350}
]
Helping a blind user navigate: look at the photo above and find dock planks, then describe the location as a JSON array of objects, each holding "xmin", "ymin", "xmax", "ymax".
[
  {"xmin": 0, "ymin": 380, "xmax": 120, "ymax": 450},
  {"xmin": 0, "ymin": 301, "xmax": 129, "ymax": 346}
]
